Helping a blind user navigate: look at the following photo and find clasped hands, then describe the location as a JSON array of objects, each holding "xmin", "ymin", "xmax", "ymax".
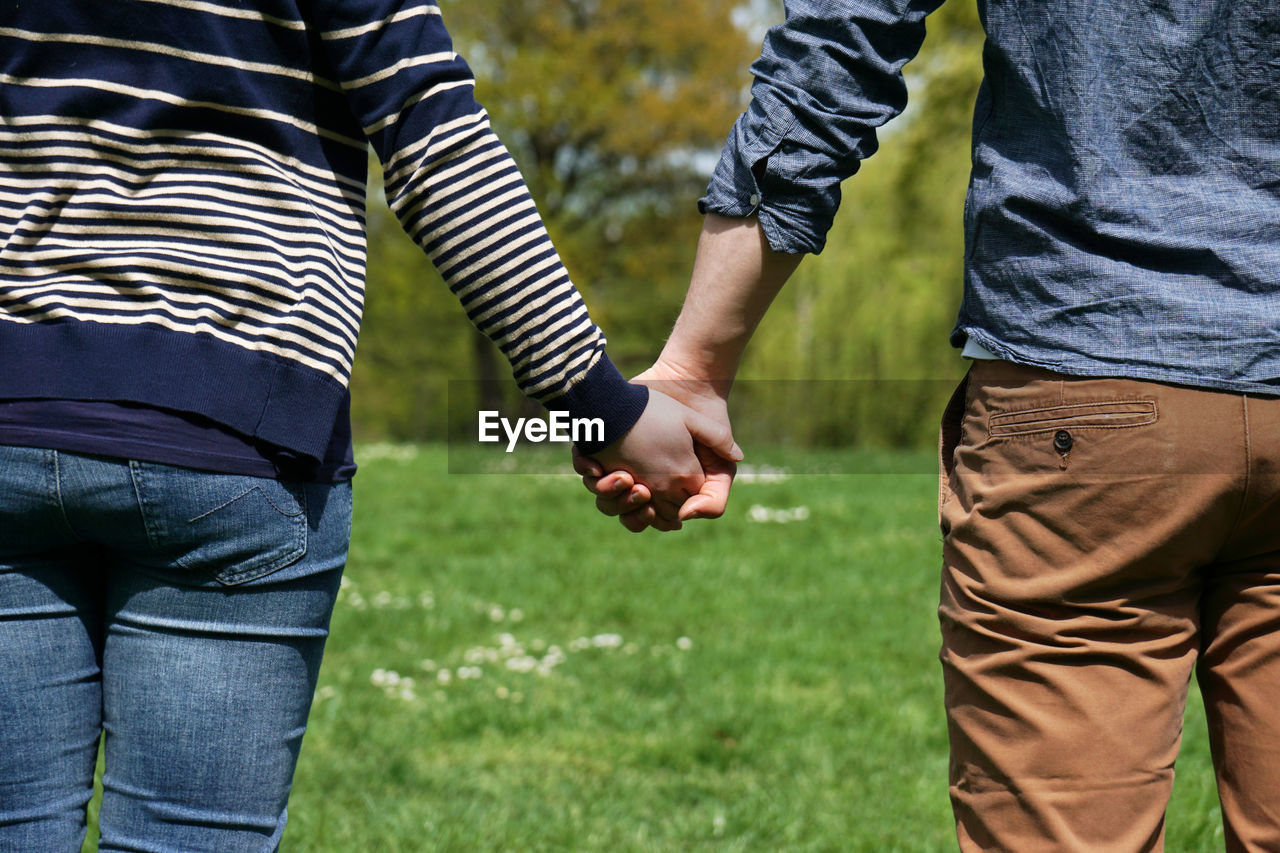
[{"xmin": 571, "ymin": 361, "xmax": 738, "ymax": 532}]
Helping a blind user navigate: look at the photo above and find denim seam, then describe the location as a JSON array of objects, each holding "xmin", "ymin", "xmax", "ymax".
[
  {"xmin": 48, "ymin": 450, "xmax": 81, "ymax": 539},
  {"xmin": 128, "ymin": 459, "xmax": 165, "ymax": 548}
]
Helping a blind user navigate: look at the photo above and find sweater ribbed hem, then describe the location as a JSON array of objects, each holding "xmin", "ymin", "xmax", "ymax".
[
  {"xmin": 0, "ymin": 320, "xmax": 346, "ymax": 463},
  {"xmin": 545, "ymin": 354, "xmax": 648, "ymax": 453}
]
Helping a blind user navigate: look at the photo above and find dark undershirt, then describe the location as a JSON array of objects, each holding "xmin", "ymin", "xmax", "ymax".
[{"xmin": 0, "ymin": 399, "xmax": 356, "ymax": 482}]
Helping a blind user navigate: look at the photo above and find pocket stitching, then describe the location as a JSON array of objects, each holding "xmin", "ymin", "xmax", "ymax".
[
  {"xmin": 185, "ymin": 482, "xmax": 306, "ymax": 522},
  {"xmin": 187, "ymin": 485, "xmax": 258, "ymax": 523},
  {"xmin": 988, "ymin": 399, "xmax": 1157, "ymax": 437}
]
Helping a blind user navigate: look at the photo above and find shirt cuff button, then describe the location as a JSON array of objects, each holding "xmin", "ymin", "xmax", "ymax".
[{"xmin": 748, "ymin": 194, "xmax": 761, "ymax": 206}]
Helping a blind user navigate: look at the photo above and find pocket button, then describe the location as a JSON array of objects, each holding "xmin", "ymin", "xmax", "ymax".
[{"xmin": 1053, "ymin": 429, "xmax": 1074, "ymax": 453}]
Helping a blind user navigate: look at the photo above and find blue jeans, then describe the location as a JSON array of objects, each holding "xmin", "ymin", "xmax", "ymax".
[{"xmin": 0, "ymin": 446, "xmax": 352, "ymax": 852}]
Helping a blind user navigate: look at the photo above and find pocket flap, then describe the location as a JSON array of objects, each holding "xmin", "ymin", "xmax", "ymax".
[{"xmin": 989, "ymin": 400, "xmax": 1157, "ymax": 436}]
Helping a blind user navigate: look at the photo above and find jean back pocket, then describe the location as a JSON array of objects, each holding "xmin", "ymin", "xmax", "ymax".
[{"xmin": 130, "ymin": 462, "xmax": 307, "ymax": 586}]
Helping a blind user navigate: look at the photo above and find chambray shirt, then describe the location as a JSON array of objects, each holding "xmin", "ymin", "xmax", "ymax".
[{"xmin": 701, "ymin": 1, "xmax": 1280, "ymax": 393}]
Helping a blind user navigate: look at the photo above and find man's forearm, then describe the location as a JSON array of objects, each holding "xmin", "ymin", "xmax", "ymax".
[{"xmin": 658, "ymin": 214, "xmax": 803, "ymax": 386}]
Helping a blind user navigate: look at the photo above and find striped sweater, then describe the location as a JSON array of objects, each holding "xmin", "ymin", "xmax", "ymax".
[{"xmin": 0, "ymin": 0, "xmax": 646, "ymax": 460}]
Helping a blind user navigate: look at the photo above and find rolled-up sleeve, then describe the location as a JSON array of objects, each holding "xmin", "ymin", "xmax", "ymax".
[{"xmin": 700, "ymin": 0, "xmax": 946, "ymax": 254}]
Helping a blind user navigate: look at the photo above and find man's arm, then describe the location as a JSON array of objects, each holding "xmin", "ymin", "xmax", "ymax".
[
  {"xmin": 580, "ymin": 0, "xmax": 948, "ymax": 528},
  {"xmin": 655, "ymin": 214, "xmax": 803, "ymax": 388}
]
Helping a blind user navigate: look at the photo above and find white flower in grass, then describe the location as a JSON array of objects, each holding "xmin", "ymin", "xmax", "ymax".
[
  {"xmin": 418, "ymin": 659, "xmax": 437, "ymax": 672},
  {"xmin": 495, "ymin": 637, "xmax": 524, "ymax": 659},
  {"xmin": 569, "ymin": 637, "xmax": 590, "ymax": 652},
  {"xmin": 509, "ymin": 608, "xmax": 524, "ymax": 622},
  {"xmin": 592, "ymin": 633, "xmax": 623, "ymax": 649},
  {"xmin": 316, "ymin": 685, "xmax": 337, "ymax": 701},
  {"xmin": 436, "ymin": 668, "xmax": 452, "ymax": 685},
  {"xmin": 747, "ymin": 504, "xmax": 810, "ymax": 524},
  {"xmin": 458, "ymin": 666, "xmax": 483, "ymax": 680},
  {"xmin": 418, "ymin": 592, "xmax": 435, "ymax": 610},
  {"xmin": 371, "ymin": 668, "xmax": 401, "ymax": 688},
  {"xmin": 713, "ymin": 814, "xmax": 726, "ymax": 836},
  {"xmin": 495, "ymin": 686, "xmax": 510, "ymax": 700},
  {"xmin": 373, "ymin": 591, "xmax": 393, "ymax": 608},
  {"xmin": 535, "ymin": 648, "xmax": 565, "ymax": 676},
  {"xmin": 505, "ymin": 655, "xmax": 538, "ymax": 673},
  {"xmin": 464, "ymin": 647, "xmax": 487, "ymax": 665},
  {"xmin": 399, "ymin": 687, "xmax": 417, "ymax": 702},
  {"xmin": 488, "ymin": 605, "xmax": 506, "ymax": 622},
  {"xmin": 347, "ymin": 593, "xmax": 367, "ymax": 611},
  {"xmin": 676, "ymin": 637, "xmax": 693, "ymax": 651}
]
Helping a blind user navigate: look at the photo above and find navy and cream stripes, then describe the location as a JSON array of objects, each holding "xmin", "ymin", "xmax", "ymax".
[{"xmin": 0, "ymin": 0, "xmax": 644, "ymax": 460}]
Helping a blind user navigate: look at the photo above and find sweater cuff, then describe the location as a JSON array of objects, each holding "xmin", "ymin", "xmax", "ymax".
[{"xmin": 545, "ymin": 353, "xmax": 649, "ymax": 453}]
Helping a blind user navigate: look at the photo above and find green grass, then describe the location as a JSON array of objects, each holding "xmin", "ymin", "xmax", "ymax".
[{"xmin": 84, "ymin": 445, "xmax": 1224, "ymax": 850}]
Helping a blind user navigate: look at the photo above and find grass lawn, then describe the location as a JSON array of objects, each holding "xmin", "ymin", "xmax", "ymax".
[{"xmin": 83, "ymin": 444, "xmax": 1225, "ymax": 850}]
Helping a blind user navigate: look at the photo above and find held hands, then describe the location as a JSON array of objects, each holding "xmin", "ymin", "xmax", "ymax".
[
  {"xmin": 572, "ymin": 361, "xmax": 739, "ymax": 532},
  {"xmin": 573, "ymin": 215, "xmax": 792, "ymax": 531}
]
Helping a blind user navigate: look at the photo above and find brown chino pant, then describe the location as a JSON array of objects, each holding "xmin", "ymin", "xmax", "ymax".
[{"xmin": 939, "ymin": 360, "xmax": 1280, "ymax": 852}]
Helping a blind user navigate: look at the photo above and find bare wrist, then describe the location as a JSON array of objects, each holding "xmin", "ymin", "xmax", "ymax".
[{"xmin": 651, "ymin": 351, "xmax": 736, "ymax": 398}]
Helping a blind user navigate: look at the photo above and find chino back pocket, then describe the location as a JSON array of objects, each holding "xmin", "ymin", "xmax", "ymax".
[
  {"xmin": 983, "ymin": 398, "xmax": 1160, "ymax": 475},
  {"xmin": 130, "ymin": 462, "xmax": 307, "ymax": 586},
  {"xmin": 988, "ymin": 399, "xmax": 1157, "ymax": 437}
]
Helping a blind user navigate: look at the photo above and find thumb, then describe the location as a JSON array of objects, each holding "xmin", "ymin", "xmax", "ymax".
[{"xmin": 681, "ymin": 408, "xmax": 743, "ymax": 462}]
